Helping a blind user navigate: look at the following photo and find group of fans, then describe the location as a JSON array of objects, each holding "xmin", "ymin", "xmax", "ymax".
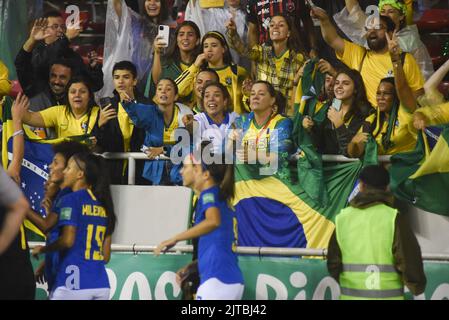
[{"xmin": 0, "ymin": 0, "xmax": 447, "ymax": 300}]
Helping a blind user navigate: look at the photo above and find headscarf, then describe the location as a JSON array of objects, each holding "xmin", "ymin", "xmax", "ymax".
[{"xmin": 378, "ymin": 0, "xmax": 407, "ymax": 16}]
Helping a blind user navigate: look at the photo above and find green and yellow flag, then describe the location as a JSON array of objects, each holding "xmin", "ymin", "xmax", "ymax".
[{"xmin": 390, "ymin": 127, "xmax": 449, "ymax": 215}]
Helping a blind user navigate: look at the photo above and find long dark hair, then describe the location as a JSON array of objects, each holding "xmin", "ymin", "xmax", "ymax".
[
  {"xmin": 334, "ymin": 68, "xmax": 373, "ymax": 122},
  {"xmin": 201, "ymin": 31, "xmax": 234, "ymax": 66},
  {"xmin": 201, "ymin": 82, "xmax": 231, "ymax": 112},
  {"xmin": 197, "ymin": 141, "xmax": 234, "ymax": 201},
  {"xmin": 140, "ymin": 0, "xmax": 169, "ymax": 24},
  {"xmin": 372, "ymin": 77, "xmax": 399, "ymax": 150},
  {"xmin": 265, "ymin": 14, "xmax": 305, "ymax": 55},
  {"xmin": 165, "ymin": 20, "xmax": 202, "ymax": 63},
  {"xmin": 72, "ymin": 152, "xmax": 117, "ymax": 235}
]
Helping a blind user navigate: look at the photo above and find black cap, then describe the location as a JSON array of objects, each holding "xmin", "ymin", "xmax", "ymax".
[{"xmin": 359, "ymin": 165, "xmax": 390, "ymax": 190}]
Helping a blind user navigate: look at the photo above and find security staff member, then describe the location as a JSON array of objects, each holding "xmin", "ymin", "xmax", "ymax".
[{"xmin": 327, "ymin": 165, "xmax": 426, "ymax": 300}]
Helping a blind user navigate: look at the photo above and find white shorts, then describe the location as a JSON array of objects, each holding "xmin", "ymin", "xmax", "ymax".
[
  {"xmin": 196, "ymin": 278, "xmax": 244, "ymax": 300},
  {"xmin": 50, "ymin": 286, "xmax": 110, "ymax": 300}
]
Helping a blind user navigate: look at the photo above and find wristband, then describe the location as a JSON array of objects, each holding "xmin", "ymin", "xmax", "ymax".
[{"xmin": 12, "ymin": 130, "xmax": 24, "ymax": 137}]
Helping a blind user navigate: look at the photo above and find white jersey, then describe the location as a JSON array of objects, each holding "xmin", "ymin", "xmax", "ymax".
[{"xmin": 193, "ymin": 112, "xmax": 240, "ymax": 153}]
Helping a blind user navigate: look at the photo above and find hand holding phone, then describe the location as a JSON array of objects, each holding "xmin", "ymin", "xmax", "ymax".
[
  {"xmin": 99, "ymin": 97, "xmax": 112, "ymax": 109},
  {"xmin": 157, "ymin": 25, "xmax": 170, "ymax": 48},
  {"xmin": 331, "ymin": 98, "xmax": 342, "ymax": 111}
]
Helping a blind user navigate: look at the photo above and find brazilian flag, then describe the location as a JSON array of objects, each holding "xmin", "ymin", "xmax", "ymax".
[
  {"xmin": 233, "ymin": 159, "xmax": 366, "ymax": 249},
  {"xmin": 390, "ymin": 127, "xmax": 449, "ymax": 215},
  {"xmin": 233, "ymin": 59, "xmax": 374, "ymax": 249},
  {"xmin": 1, "ymin": 96, "xmax": 90, "ymax": 240}
]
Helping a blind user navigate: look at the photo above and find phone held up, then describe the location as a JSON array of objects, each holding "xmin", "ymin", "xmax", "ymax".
[
  {"xmin": 99, "ymin": 97, "xmax": 112, "ymax": 109},
  {"xmin": 158, "ymin": 25, "xmax": 170, "ymax": 48},
  {"xmin": 331, "ymin": 98, "xmax": 342, "ymax": 112}
]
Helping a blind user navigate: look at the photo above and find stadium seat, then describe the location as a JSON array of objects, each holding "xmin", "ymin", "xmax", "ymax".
[
  {"xmin": 88, "ymin": 21, "xmax": 105, "ymax": 34},
  {"xmin": 422, "ymin": 35, "xmax": 447, "ymax": 68},
  {"xmin": 415, "ymin": 9, "xmax": 449, "ymax": 31}
]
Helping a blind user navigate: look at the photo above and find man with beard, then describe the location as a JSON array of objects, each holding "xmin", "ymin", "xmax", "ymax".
[
  {"xmin": 311, "ymin": 6, "xmax": 424, "ymax": 108},
  {"xmin": 15, "ymin": 12, "xmax": 103, "ymax": 113}
]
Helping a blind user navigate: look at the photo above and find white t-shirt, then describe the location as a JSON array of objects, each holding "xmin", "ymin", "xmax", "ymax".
[{"xmin": 193, "ymin": 112, "xmax": 240, "ymax": 153}]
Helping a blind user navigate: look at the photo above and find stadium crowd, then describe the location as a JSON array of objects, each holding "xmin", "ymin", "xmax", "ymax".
[{"xmin": 0, "ymin": 0, "xmax": 448, "ymax": 300}]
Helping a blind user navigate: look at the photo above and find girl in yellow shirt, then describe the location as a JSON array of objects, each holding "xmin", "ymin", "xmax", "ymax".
[{"xmin": 176, "ymin": 31, "xmax": 249, "ymax": 114}]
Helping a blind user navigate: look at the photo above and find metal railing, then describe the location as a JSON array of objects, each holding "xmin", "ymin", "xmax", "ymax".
[
  {"xmin": 98, "ymin": 152, "xmax": 392, "ymax": 185},
  {"xmin": 27, "ymin": 242, "xmax": 449, "ymax": 261}
]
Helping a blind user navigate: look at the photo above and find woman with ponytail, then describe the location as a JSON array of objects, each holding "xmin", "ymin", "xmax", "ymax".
[
  {"xmin": 32, "ymin": 152, "xmax": 117, "ymax": 300},
  {"xmin": 155, "ymin": 141, "xmax": 244, "ymax": 300}
]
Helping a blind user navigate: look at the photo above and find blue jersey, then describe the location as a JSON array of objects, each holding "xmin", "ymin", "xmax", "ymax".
[
  {"xmin": 45, "ymin": 187, "xmax": 72, "ymax": 292},
  {"xmin": 54, "ymin": 189, "xmax": 110, "ymax": 290},
  {"xmin": 195, "ymin": 186, "xmax": 243, "ymax": 285}
]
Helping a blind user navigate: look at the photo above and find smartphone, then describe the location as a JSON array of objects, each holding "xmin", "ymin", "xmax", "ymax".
[
  {"xmin": 331, "ymin": 98, "xmax": 342, "ymax": 111},
  {"xmin": 157, "ymin": 25, "xmax": 170, "ymax": 48},
  {"xmin": 99, "ymin": 97, "xmax": 112, "ymax": 109}
]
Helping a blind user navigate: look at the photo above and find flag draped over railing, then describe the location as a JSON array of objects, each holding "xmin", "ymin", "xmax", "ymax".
[{"xmin": 390, "ymin": 127, "xmax": 449, "ymax": 216}]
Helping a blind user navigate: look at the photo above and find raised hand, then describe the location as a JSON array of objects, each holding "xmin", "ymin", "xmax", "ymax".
[
  {"xmin": 87, "ymin": 50, "xmax": 99, "ymax": 68},
  {"xmin": 225, "ymin": 17, "xmax": 237, "ymax": 37},
  {"xmin": 66, "ymin": 21, "xmax": 83, "ymax": 41},
  {"xmin": 310, "ymin": 6, "xmax": 329, "ymax": 21},
  {"xmin": 386, "ymin": 31, "xmax": 401, "ymax": 59},
  {"xmin": 11, "ymin": 92, "xmax": 30, "ymax": 122},
  {"xmin": 317, "ymin": 59, "xmax": 337, "ymax": 76},
  {"xmin": 29, "ymin": 18, "xmax": 51, "ymax": 42},
  {"xmin": 154, "ymin": 36, "xmax": 168, "ymax": 54},
  {"xmin": 98, "ymin": 104, "xmax": 118, "ymax": 128}
]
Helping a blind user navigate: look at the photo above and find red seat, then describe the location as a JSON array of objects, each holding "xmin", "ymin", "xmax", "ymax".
[
  {"xmin": 422, "ymin": 36, "xmax": 447, "ymax": 68},
  {"xmin": 88, "ymin": 21, "xmax": 105, "ymax": 33},
  {"xmin": 416, "ymin": 9, "xmax": 449, "ymax": 31},
  {"xmin": 9, "ymin": 80, "xmax": 23, "ymax": 98}
]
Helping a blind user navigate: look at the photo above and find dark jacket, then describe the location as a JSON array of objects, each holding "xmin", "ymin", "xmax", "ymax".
[
  {"xmin": 0, "ymin": 205, "xmax": 35, "ymax": 299},
  {"xmin": 310, "ymin": 113, "xmax": 365, "ymax": 156},
  {"xmin": 92, "ymin": 90, "xmax": 150, "ymax": 185},
  {"xmin": 327, "ymin": 189, "xmax": 427, "ymax": 296},
  {"xmin": 15, "ymin": 36, "xmax": 104, "ymax": 97}
]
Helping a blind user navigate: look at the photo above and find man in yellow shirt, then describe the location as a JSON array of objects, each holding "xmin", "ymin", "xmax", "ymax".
[{"xmin": 311, "ymin": 6, "xmax": 424, "ymax": 108}]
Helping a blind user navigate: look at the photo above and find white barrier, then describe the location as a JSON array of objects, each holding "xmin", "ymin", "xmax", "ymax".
[{"xmin": 110, "ymin": 185, "xmax": 192, "ymax": 245}]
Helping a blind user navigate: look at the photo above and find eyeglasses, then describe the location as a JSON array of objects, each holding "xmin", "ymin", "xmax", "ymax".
[{"xmin": 47, "ymin": 24, "xmax": 67, "ymax": 31}]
